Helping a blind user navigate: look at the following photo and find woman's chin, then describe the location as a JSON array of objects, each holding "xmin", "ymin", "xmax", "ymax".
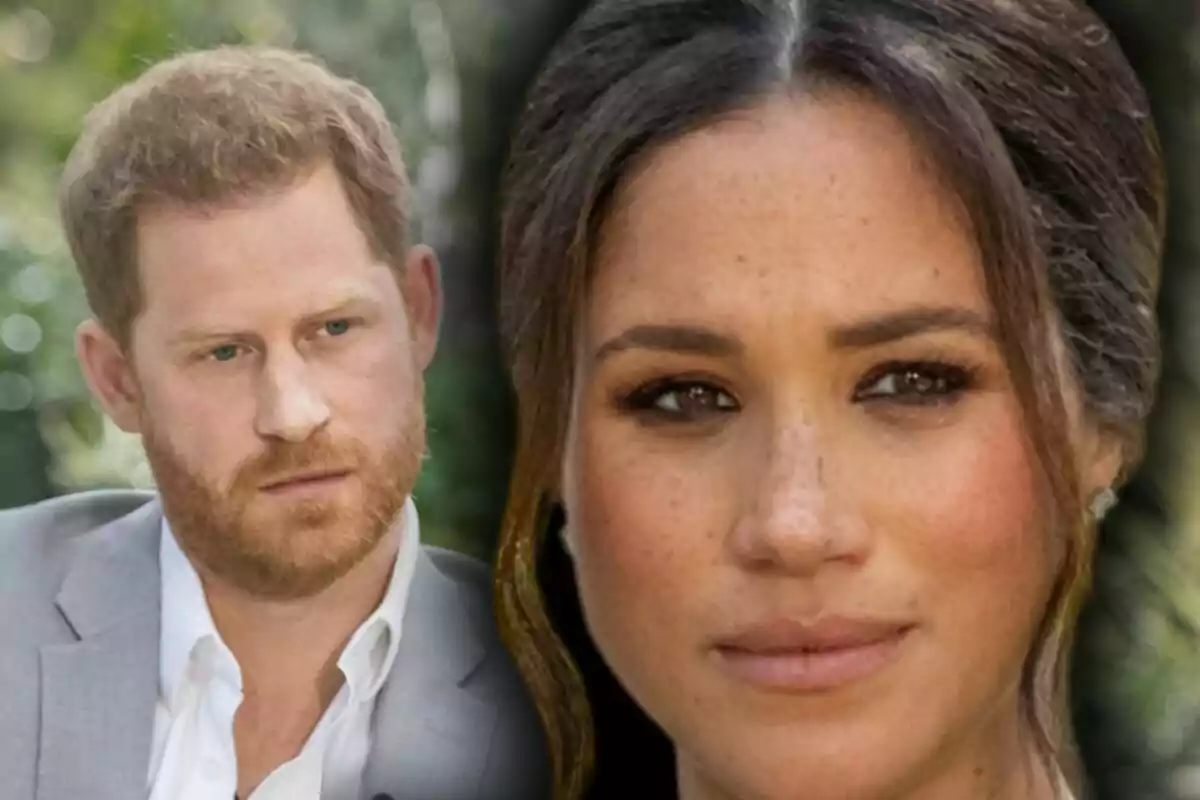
[{"xmin": 676, "ymin": 721, "xmax": 910, "ymax": 800}]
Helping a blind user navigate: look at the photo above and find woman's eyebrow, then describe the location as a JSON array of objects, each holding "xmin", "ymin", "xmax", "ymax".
[
  {"xmin": 828, "ymin": 306, "xmax": 994, "ymax": 349},
  {"xmin": 590, "ymin": 306, "xmax": 991, "ymax": 364},
  {"xmin": 593, "ymin": 324, "xmax": 742, "ymax": 364}
]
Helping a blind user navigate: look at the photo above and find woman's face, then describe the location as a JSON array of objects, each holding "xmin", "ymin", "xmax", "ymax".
[{"xmin": 562, "ymin": 91, "xmax": 1064, "ymax": 799}]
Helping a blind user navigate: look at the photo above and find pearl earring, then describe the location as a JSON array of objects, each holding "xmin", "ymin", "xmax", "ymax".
[{"xmin": 1089, "ymin": 487, "xmax": 1117, "ymax": 521}]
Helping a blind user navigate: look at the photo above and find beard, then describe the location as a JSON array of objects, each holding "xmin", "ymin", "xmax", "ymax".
[{"xmin": 142, "ymin": 388, "xmax": 426, "ymax": 601}]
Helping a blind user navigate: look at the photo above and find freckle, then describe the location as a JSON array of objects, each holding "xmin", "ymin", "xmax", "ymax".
[{"xmin": 736, "ymin": 253, "xmax": 746, "ymax": 263}]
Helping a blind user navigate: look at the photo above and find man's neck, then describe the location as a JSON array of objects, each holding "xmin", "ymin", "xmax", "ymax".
[
  {"xmin": 199, "ymin": 525, "xmax": 401, "ymax": 699},
  {"xmin": 191, "ymin": 528, "xmax": 402, "ymax": 800}
]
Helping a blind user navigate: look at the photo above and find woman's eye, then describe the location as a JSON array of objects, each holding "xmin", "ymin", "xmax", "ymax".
[
  {"xmin": 854, "ymin": 361, "xmax": 975, "ymax": 405},
  {"xmin": 622, "ymin": 380, "xmax": 739, "ymax": 421}
]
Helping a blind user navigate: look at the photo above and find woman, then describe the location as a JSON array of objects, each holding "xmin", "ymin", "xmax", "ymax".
[{"xmin": 493, "ymin": 1, "xmax": 1165, "ymax": 798}]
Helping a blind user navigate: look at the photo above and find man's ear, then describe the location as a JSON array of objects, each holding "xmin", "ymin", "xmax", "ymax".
[
  {"xmin": 75, "ymin": 319, "xmax": 143, "ymax": 433},
  {"xmin": 401, "ymin": 244, "xmax": 443, "ymax": 372}
]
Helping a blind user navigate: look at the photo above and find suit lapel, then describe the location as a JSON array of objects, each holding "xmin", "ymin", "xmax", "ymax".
[
  {"xmin": 362, "ymin": 549, "xmax": 496, "ymax": 800},
  {"xmin": 37, "ymin": 497, "xmax": 162, "ymax": 800}
]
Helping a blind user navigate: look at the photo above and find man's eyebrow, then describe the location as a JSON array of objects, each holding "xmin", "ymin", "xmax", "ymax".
[
  {"xmin": 593, "ymin": 324, "xmax": 742, "ymax": 364},
  {"xmin": 294, "ymin": 294, "xmax": 380, "ymax": 325},
  {"xmin": 828, "ymin": 306, "xmax": 993, "ymax": 349},
  {"xmin": 168, "ymin": 325, "xmax": 245, "ymax": 347},
  {"xmin": 168, "ymin": 295, "xmax": 381, "ymax": 346}
]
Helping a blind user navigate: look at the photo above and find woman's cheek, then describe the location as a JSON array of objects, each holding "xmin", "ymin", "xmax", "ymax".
[
  {"xmin": 565, "ymin": 419, "xmax": 730, "ymax": 640},
  {"xmin": 858, "ymin": 400, "xmax": 1056, "ymax": 644}
]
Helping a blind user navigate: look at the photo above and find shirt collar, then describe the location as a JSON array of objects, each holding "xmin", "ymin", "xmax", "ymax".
[
  {"xmin": 158, "ymin": 495, "xmax": 422, "ymax": 712},
  {"xmin": 158, "ymin": 515, "xmax": 232, "ymax": 710},
  {"xmin": 336, "ymin": 495, "xmax": 422, "ymax": 704}
]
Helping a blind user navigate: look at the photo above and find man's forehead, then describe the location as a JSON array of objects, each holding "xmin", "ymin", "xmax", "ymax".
[{"xmin": 133, "ymin": 165, "xmax": 375, "ymax": 282}]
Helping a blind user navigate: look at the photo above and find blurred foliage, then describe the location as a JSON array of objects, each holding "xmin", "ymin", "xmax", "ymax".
[{"xmin": 1072, "ymin": 1, "xmax": 1200, "ymax": 797}]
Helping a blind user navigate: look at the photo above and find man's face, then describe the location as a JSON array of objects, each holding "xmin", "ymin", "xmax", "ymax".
[{"xmin": 112, "ymin": 163, "xmax": 438, "ymax": 598}]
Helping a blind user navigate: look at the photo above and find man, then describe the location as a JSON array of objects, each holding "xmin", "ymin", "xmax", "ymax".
[{"xmin": 0, "ymin": 46, "xmax": 547, "ymax": 800}]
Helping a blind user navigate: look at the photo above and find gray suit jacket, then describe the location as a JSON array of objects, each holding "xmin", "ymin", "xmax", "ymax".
[{"xmin": 0, "ymin": 490, "xmax": 550, "ymax": 800}]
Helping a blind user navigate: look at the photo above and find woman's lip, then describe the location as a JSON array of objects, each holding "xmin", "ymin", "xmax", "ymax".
[
  {"xmin": 711, "ymin": 615, "xmax": 915, "ymax": 652},
  {"xmin": 709, "ymin": 617, "xmax": 914, "ymax": 693}
]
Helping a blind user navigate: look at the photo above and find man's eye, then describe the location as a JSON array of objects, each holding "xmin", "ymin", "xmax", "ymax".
[
  {"xmin": 209, "ymin": 344, "xmax": 242, "ymax": 362},
  {"xmin": 853, "ymin": 361, "xmax": 975, "ymax": 406},
  {"xmin": 621, "ymin": 380, "xmax": 739, "ymax": 421},
  {"xmin": 322, "ymin": 319, "xmax": 353, "ymax": 336}
]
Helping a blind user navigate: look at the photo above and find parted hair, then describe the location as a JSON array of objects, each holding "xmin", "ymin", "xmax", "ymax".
[
  {"xmin": 59, "ymin": 45, "xmax": 411, "ymax": 348},
  {"xmin": 493, "ymin": 1, "xmax": 1166, "ymax": 798}
]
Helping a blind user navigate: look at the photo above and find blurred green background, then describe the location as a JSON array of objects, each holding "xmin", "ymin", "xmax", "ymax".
[{"xmin": 0, "ymin": 0, "xmax": 1196, "ymax": 797}]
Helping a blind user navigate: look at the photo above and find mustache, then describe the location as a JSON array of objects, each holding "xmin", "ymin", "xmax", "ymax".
[{"xmin": 232, "ymin": 433, "xmax": 366, "ymax": 489}]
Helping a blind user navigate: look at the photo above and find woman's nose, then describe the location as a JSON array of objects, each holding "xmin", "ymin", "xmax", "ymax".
[{"xmin": 727, "ymin": 422, "xmax": 871, "ymax": 575}]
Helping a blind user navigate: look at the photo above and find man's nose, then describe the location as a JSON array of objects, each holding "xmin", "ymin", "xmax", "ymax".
[
  {"xmin": 727, "ymin": 422, "xmax": 870, "ymax": 575},
  {"xmin": 253, "ymin": 350, "xmax": 331, "ymax": 442}
]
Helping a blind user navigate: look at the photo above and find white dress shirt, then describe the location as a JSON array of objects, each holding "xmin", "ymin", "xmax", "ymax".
[{"xmin": 146, "ymin": 497, "xmax": 421, "ymax": 800}]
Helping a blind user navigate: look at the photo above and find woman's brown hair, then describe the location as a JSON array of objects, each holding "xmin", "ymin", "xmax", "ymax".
[{"xmin": 493, "ymin": 1, "xmax": 1166, "ymax": 797}]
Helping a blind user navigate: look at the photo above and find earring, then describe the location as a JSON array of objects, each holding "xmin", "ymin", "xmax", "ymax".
[
  {"xmin": 1088, "ymin": 487, "xmax": 1117, "ymax": 521},
  {"xmin": 558, "ymin": 523, "xmax": 577, "ymax": 560}
]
